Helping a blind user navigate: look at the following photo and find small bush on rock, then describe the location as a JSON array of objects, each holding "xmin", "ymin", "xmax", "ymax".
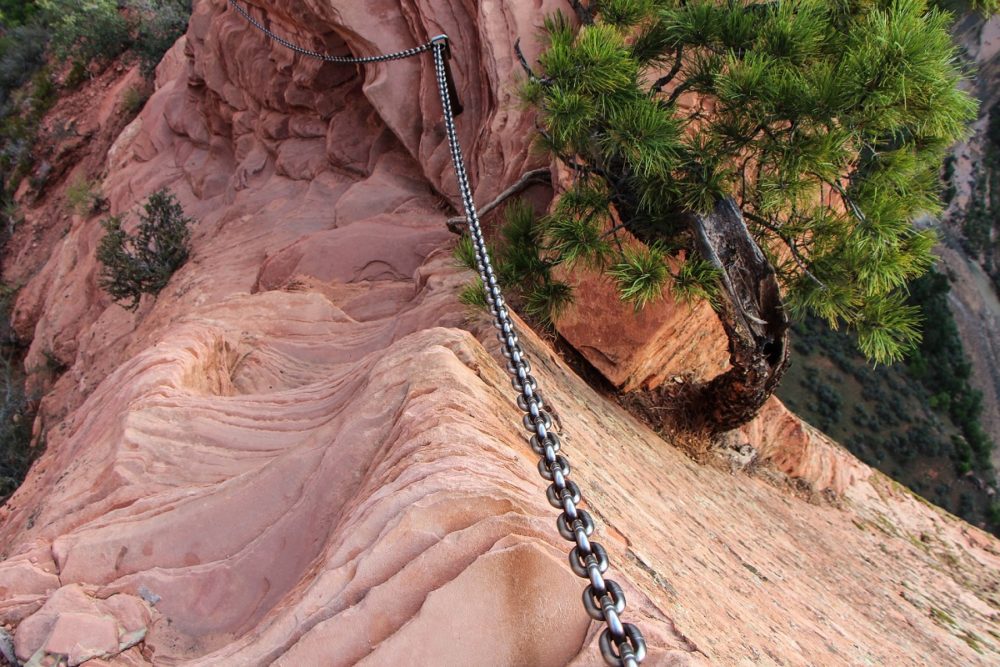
[
  {"xmin": 97, "ymin": 188, "xmax": 191, "ymax": 311},
  {"xmin": 121, "ymin": 83, "xmax": 149, "ymax": 115},
  {"xmin": 453, "ymin": 200, "xmax": 574, "ymax": 327},
  {"xmin": 65, "ymin": 175, "xmax": 101, "ymax": 215},
  {"xmin": 130, "ymin": 0, "xmax": 191, "ymax": 78}
]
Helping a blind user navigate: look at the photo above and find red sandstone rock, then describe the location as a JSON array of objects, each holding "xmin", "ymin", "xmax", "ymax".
[
  {"xmin": 553, "ymin": 260, "xmax": 853, "ymax": 493},
  {"xmin": 0, "ymin": 1, "xmax": 998, "ymax": 665},
  {"xmin": 13, "ymin": 585, "xmax": 150, "ymax": 665},
  {"xmin": 738, "ymin": 397, "xmax": 870, "ymax": 494},
  {"xmin": 555, "ymin": 265, "xmax": 729, "ymax": 392}
]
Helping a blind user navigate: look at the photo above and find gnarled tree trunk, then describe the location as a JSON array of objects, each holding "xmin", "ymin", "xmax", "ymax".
[
  {"xmin": 620, "ymin": 196, "xmax": 789, "ymax": 435},
  {"xmin": 686, "ymin": 197, "xmax": 789, "ymax": 433}
]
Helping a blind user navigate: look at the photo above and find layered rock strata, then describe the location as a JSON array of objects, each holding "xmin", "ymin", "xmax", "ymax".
[{"xmin": 0, "ymin": 1, "xmax": 998, "ymax": 665}]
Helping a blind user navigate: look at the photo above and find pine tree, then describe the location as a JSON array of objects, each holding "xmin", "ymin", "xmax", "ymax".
[
  {"xmin": 98, "ymin": 188, "xmax": 191, "ymax": 311},
  {"xmin": 522, "ymin": 0, "xmax": 978, "ymax": 432}
]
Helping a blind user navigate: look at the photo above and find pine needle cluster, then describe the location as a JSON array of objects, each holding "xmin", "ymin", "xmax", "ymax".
[
  {"xmin": 523, "ymin": 0, "xmax": 978, "ymax": 364},
  {"xmin": 454, "ymin": 200, "xmax": 574, "ymax": 327},
  {"xmin": 97, "ymin": 188, "xmax": 191, "ymax": 311}
]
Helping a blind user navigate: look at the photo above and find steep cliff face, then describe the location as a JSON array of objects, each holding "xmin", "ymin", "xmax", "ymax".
[
  {"xmin": 944, "ymin": 13, "xmax": 1000, "ymax": 463},
  {"xmin": 1, "ymin": 1, "xmax": 999, "ymax": 665}
]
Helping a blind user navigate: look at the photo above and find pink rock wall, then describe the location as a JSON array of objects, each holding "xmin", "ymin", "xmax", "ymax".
[{"xmin": 1, "ymin": 1, "xmax": 998, "ymax": 665}]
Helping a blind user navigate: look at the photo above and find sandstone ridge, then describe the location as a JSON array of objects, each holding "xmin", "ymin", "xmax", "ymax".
[{"xmin": 1, "ymin": 1, "xmax": 999, "ymax": 665}]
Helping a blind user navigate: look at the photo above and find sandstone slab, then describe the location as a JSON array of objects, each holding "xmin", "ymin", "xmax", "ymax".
[{"xmin": 13, "ymin": 585, "xmax": 151, "ymax": 665}]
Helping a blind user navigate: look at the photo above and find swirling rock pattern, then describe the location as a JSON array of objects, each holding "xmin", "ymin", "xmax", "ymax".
[{"xmin": 1, "ymin": 1, "xmax": 999, "ymax": 665}]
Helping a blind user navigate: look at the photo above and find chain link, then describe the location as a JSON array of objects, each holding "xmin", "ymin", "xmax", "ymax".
[
  {"xmin": 228, "ymin": 0, "xmax": 434, "ymax": 63},
  {"xmin": 433, "ymin": 37, "xmax": 644, "ymax": 667},
  {"xmin": 229, "ymin": 3, "xmax": 646, "ymax": 664}
]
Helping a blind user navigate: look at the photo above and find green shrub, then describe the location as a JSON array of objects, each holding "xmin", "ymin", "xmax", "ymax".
[
  {"xmin": 0, "ymin": 355, "xmax": 35, "ymax": 501},
  {"xmin": 130, "ymin": 0, "xmax": 190, "ymax": 78},
  {"xmin": 0, "ymin": 275, "xmax": 34, "ymax": 501},
  {"xmin": 1, "ymin": 199, "xmax": 20, "ymax": 244},
  {"xmin": 0, "ymin": 1, "xmax": 192, "ymax": 196},
  {"xmin": 958, "ymin": 492, "xmax": 975, "ymax": 519},
  {"xmin": 18, "ymin": 1, "xmax": 190, "ymax": 80},
  {"xmin": 121, "ymin": 83, "xmax": 148, "ymax": 115},
  {"xmin": 0, "ymin": 66, "xmax": 56, "ymax": 194},
  {"xmin": 526, "ymin": 0, "xmax": 976, "ymax": 368},
  {"xmin": 65, "ymin": 175, "xmax": 101, "ymax": 215},
  {"xmin": 988, "ymin": 502, "xmax": 1000, "ymax": 526},
  {"xmin": 958, "ymin": 102, "xmax": 1000, "ymax": 278},
  {"xmin": 27, "ymin": 67, "xmax": 56, "ymax": 116},
  {"xmin": 38, "ymin": 0, "xmax": 132, "ymax": 65},
  {"xmin": 97, "ymin": 188, "xmax": 191, "ymax": 310},
  {"xmin": 0, "ymin": 0, "xmax": 41, "ymax": 27},
  {"xmin": 63, "ymin": 60, "xmax": 88, "ymax": 89},
  {"xmin": 0, "ymin": 281, "xmax": 18, "ymax": 344},
  {"xmin": 453, "ymin": 234, "xmax": 480, "ymax": 273},
  {"xmin": 941, "ymin": 155, "xmax": 957, "ymax": 206},
  {"xmin": 811, "ymin": 383, "xmax": 842, "ymax": 431},
  {"xmin": 906, "ymin": 268, "xmax": 995, "ymax": 474},
  {"xmin": 458, "ymin": 278, "xmax": 488, "ymax": 310},
  {"xmin": 0, "ymin": 24, "xmax": 48, "ymax": 105},
  {"xmin": 953, "ymin": 435, "xmax": 974, "ymax": 474}
]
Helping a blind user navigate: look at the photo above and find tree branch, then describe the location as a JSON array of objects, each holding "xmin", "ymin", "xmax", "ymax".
[
  {"xmin": 514, "ymin": 39, "xmax": 551, "ymax": 84},
  {"xmin": 514, "ymin": 39, "xmax": 534, "ymax": 78},
  {"xmin": 739, "ymin": 154, "xmax": 753, "ymax": 205},
  {"xmin": 650, "ymin": 46, "xmax": 684, "ymax": 93},
  {"xmin": 691, "ymin": 201, "xmax": 769, "ymax": 329},
  {"xmin": 743, "ymin": 210, "xmax": 826, "ymax": 289},
  {"xmin": 601, "ymin": 222, "xmax": 628, "ymax": 239},
  {"xmin": 825, "ymin": 177, "xmax": 868, "ymax": 227},
  {"xmin": 535, "ymin": 127, "xmax": 612, "ymax": 181},
  {"xmin": 665, "ymin": 79, "xmax": 696, "ymax": 106},
  {"xmin": 560, "ymin": 154, "xmax": 598, "ymax": 176},
  {"xmin": 571, "ymin": 0, "xmax": 594, "ymax": 25},
  {"xmin": 446, "ymin": 168, "xmax": 552, "ymax": 233}
]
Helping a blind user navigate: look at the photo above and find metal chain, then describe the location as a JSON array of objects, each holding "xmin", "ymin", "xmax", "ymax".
[
  {"xmin": 228, "ymin": 0, "xmax": 434, "ymax": 62},
  {"xmin": 430, "ymin": 41, "xmax": 645, "ymax": 667},
  {"xmin": 228, "ymin": 3, "xmax": 646, "ymax": 664}
]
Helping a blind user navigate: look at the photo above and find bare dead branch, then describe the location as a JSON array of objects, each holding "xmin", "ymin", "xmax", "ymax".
[
  {"xmin": 446, "ymin": 168, "xmax": 552, "ymax": 233},
  {"xmin": 651, "ymin": 46, "xmax": 684, "ymax": 93}
]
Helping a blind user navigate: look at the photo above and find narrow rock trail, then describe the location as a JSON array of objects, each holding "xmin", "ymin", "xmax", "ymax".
[{"xmin": 1, "ymin": 1, "xmax": 999, "ymax": 665}]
